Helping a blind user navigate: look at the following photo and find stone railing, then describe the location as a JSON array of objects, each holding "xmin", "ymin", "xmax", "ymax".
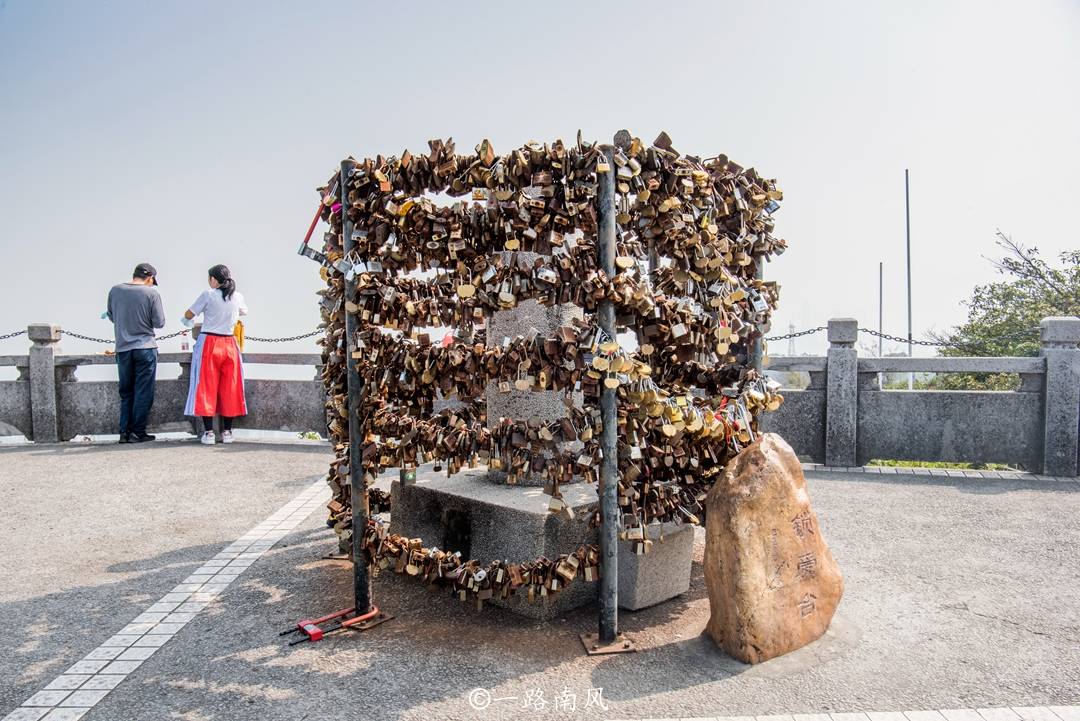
[
  {"xmin": 761, "ymin": 317, "xmax": 1080, "ymax": 477},
  {"xmin": 2, "ymin": 318, "xmax": 1078, "ymax": 477},
  {"xmin": 0, "ymin": 324, "xmax": 325, "ymax": 441}
]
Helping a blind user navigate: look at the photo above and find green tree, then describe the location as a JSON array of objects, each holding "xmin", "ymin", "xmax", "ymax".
[{"xmin": 926, "ymin": 231, "xmax": 1080, "ymax": 390}]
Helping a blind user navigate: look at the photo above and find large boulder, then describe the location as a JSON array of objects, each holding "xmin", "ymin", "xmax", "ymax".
[{"xmin": 704, "ymin": 433, "xmax": 843, "ymax": 663}]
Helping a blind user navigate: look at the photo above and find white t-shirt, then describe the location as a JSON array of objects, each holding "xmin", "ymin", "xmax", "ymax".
[{"xmin": 189, "ymin": 289, "xmax": 248, "ymax": 335}]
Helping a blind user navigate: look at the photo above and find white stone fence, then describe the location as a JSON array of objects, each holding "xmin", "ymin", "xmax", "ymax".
[
  {"xmin": 0, "ymin": 324, "xmax": 324, "ymax": 441},
  {"xmin": 761, "ymin": 317, "xmax": 1080, "ymax": 476},
  {"xmin": 1, "ymin": 317, "xmax": 1078, "ymax": 477}
]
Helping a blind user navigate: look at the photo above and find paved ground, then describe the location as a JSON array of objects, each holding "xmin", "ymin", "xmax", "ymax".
[{"xmin": 1, "ymin": 441, "xmax": 1078, "ymax": 721}]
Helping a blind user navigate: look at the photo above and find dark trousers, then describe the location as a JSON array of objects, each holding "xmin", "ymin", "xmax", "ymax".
[{"xmin": 117, "ymin": 348, "xmax": 158, "ymax": 436}]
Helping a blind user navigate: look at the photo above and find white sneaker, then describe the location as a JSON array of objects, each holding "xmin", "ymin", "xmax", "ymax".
[
  {"xmin": 200, "ymin": 431, "xmax": 216, "ymax": 445},
  {"xmin": 221, "ymin": 430, "xmax": 234, "ymax": 444}
]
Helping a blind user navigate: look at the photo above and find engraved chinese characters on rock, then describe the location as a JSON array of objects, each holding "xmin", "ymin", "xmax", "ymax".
[
  {"xmin": 792, "ymin": 511, "xmax": 818, "ymax": 617},
  {"xmin": 791, "ymin": 510, "xmax": 814, "ymax": 539}
]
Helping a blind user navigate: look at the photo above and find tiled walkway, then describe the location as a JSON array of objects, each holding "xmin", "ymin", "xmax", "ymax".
[{"xmin": 2, "ymin": 479, "xmax": 328, "ymax": 721}]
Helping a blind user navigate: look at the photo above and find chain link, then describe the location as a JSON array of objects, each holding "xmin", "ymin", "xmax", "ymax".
[
  {"xmin": 60, "ymin": 330, "xmax": 116, "ymax": 344},
  {"xmin": 244, "ymin": 329, "xmax": 323, "ymax": 343},
  {"xmin": 61, "ymin": 329, "xmax": 190, "ymax": 344},
  {"xmin": 11, "ymin": 323, "xmax": 1047, "ymax": 349},
  {"xmin": 858, "ymin": 326, "xmax": 1040, "ymax": 349},
  {"xmin": 763, "ymin": 324, "xmax": 1040, "ymax": 350},
  {"xmin": 55, "ymin": 328, "xmax": 322, "ymax": 345},
  {"xmin": 764, "ymin": 326, "xmax": 826, "ymax": 342},
  {"xmin": 857, "ymin": 328, "xmax": 951, "ymax": 347}
]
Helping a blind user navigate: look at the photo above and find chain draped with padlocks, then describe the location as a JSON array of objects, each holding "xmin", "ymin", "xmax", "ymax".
[{"xmin": 308, "ymin": 132, "xmax": 787, "ymax": 608}]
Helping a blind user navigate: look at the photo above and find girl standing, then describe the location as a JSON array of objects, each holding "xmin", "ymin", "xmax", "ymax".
[{"xmin": 182, "ymin": 264, "xmax": 248, "ymax": 444}]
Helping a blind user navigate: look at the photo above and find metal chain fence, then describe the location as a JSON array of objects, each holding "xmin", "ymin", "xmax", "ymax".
[
  {"xmin": 0, "ymin": 324, "xmax": 1046, "ymax": 350},
  {"xmin": 858, "ymin": 326, "xmax": 1040, "ymax": 349},
  {"xmin": 244, "ymin": 330, "xmax": 323, "ymax": 342},
  {"xmin": 763, "ymin": 325, "xmax": 1041, "ymax": 350},
  {"xmin": 60, "ymin": 330, "xmax": 119, "ymax": 344},
  {"xmin": 764, "ymin": 326, "xmax": 827, "ymax": 342},
  {"xmin": 40, "ymin": 329, "xmax": 325, "ymax": 345}
]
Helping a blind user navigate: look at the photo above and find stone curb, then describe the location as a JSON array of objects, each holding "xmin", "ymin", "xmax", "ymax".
[
  {"xmin": 802, "ymin": 463, "xmax": 1078, "ymax": 484},
  {"xmin": 610, "ymin": 706, "xmax": 1080, "ymax": 721}
]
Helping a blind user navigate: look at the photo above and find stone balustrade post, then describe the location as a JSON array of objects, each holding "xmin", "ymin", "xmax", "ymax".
[
  {"xmin": 825, "ymin": 318, "xmax": 858, "ymax": 467},
  {"xmin": 1040, "ymin": 316, "xmax": 1080, "ymax": 477},
  {"xmin": 27, "ymin": 323, "xmax": 61, "ymax": 443}
]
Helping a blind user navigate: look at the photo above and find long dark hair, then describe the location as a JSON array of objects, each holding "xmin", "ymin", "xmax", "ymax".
[{"xmin": 208, "ymin": 264, "xmax": 236, "ymax": 300}]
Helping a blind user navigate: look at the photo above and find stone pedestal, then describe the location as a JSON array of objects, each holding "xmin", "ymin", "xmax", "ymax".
[
  {"xmin": 389, "ymin": 465, "xmax": 598, "ymax": 619},
  {"xmin": 27, "ymin": 323, "xmax": 61, "ymax": 443},
  {"xmin": 825, "ymin": 319, "xmax": 857, "ymax": 467},
  {"xmin": 1040, "ymin": 317, "xmax": 1080, "ymax": 477},
  {"xmin": 617, "ymin": 522, "xmax": 694, "ymax": 610},
  {"xmin": 388, "ymin": 464, "xmax": 697, "ymax": 618}
]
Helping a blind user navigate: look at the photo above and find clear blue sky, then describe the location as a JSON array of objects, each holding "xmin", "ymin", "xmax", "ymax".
[{"xmin": 1, "ymin": 0, "xmax": 1077, "ymax": 365}]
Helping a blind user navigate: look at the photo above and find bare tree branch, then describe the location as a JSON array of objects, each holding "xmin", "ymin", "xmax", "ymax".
[{"xmin": 990, "ymin": 229, "xmax": 1070, "ymax": 297}]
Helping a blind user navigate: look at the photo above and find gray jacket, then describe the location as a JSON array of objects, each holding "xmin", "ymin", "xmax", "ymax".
[{"xmin": 107, "ymin": 283, "xmax": 166, "ymax": 352}]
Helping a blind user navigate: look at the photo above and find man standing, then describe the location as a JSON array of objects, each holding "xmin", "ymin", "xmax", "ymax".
[{"xmin": 107, "ymin": 263, "xmax": 166, "ymax": 443}]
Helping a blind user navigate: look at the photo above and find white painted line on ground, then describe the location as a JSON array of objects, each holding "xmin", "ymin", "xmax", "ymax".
[{"xmin": 2, "ymin": 478, "xmax": 327, "ymax": 721}]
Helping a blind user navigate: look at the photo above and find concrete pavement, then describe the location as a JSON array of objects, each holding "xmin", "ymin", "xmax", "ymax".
[{"xmin": 1, "ymin": 441, "xmax": 1078, "ymax": 720}]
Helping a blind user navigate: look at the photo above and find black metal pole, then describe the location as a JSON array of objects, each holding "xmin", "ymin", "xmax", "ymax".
[
  {"xmin": 905, "ymin": 169, "xmax": 913, "ymax": 390},
  {"xmin": 596, "ymin": 144, "xmax": 619, "ymax": 643},
  {"xmin": 750, "ymin": 253, "xmax": 765, "ymax": 425},
  {"xmin": 879, "ymin": 260, "xmax": 884, "ymax": 389},
  {"xmin": 750, "ymin": 254, "xmax": 765, "ymax": 375},
  {"xmin": 341, "ymin": 159, "xmax": 372, "ymax": 614}
]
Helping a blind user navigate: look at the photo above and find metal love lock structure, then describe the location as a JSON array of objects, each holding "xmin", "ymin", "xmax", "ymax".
[{"xmin": 300, "ymin": 130, "xmax": 787, "ymax": 648}]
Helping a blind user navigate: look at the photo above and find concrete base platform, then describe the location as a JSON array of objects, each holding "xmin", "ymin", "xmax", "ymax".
[
  {"xmin": 389, "ymin": 466, "xmax": 599, "ymax": 563},
  {"xmin": 617, "ymin": 522, "xmax": 694, "ymax": 610},
  {"xmin": 388, "ymin": 464, "xmax": 695, "ymax": 618},
  {"xmin": 389, "ymin": 465, "xmax": 599, "ymax": 619}
]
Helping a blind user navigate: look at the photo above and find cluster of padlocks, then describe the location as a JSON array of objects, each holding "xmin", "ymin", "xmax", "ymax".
[{"xmin": 306, "ymin": 131, "xmax": 786, "ymax": 606}]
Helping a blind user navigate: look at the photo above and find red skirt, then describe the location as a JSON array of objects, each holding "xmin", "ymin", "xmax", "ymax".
[{"xmin": 185, "ymin": 333, "xmax": 247, "ymax": 417}]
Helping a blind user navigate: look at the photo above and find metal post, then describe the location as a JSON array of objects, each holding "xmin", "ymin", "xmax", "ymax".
[
  {"xmin": 596, "ymin": 144, "xmax": 619, "ymax": 644},
  {"xmin": 341, "ymin": 159, "xmax": 372, "ymax": 615},
  {"xmin": 905, "ymin": 169, "xmax": 913, "ymax": 390},
  {"xmin": 750, "ymin": 254, "xmax": 766, "ymax": 425},
  {"xmin": 878, "ymin": 261, "xmax": 884, "ymax": 389},
  {"xmin": 750, "ymin": 255, "xmax": 765, "ymax": 375}
]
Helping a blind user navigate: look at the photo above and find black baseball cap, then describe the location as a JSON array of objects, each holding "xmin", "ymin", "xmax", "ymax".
[{"xmin": 133, "ymin": 263, "xmax": 158, "ymax": 285}]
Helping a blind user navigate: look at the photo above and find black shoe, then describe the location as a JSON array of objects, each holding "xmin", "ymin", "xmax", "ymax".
[
  {"xmin": 131, "ymin": 434, "xmax": 156, "ymax": 443},
  {"xmin": 118, "ymin": 433, "xmax": 131, "ymax": 444}
]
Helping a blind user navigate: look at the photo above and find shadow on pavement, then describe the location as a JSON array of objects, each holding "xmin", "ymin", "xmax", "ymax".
[
  {"xmin": 0, "ymin": 540, "xmax": 226, "ymax": 716},
  {"xmin": 97, "ymin": 524, "xmax": 732, "ymax": 721}
]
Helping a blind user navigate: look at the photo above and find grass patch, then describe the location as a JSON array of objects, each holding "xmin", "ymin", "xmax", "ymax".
[{"xmin": 867, "ymin": 459, "xmax": 1017, "ymax": 471}]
